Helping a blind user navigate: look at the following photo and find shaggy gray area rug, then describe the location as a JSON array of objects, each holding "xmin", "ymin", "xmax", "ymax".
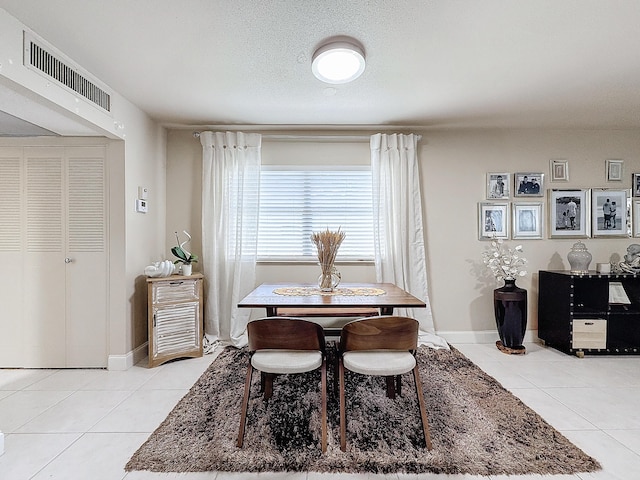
[{"xmin": 126, "ymin": 345, "xmax": 601, "ymax": 475}]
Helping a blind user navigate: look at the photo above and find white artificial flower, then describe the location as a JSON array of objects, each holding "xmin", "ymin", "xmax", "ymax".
[{"xmin": 481, "ymin": 237, "xmax": 528, "ymax": 282}]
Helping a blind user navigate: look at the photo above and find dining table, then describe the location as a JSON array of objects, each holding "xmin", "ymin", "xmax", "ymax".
[{"xmin": 237, "ymin": 282, "xmax": 426, "ymax": 333}]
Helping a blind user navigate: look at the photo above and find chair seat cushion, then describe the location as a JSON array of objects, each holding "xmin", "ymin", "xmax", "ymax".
[
  {"xmin": 251, "ymin": 349, "xmax": 322, "ymax": 374},
  {"xmin": 343, "ymin": 350, "xmax": 416, "ymax": 376}
]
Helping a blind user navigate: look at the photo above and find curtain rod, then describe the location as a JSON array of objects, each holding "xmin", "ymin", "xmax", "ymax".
[{"xmin": 192, "ymin": 132, "xmax": 421, "ymax": 142}]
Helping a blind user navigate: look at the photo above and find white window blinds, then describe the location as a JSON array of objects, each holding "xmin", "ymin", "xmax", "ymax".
[{"xmin": 258, "ymin": 166, "xmax": 374, "ymax": 261}]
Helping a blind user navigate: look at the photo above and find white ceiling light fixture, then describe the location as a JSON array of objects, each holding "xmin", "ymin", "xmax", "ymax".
[{"xmin": 312, "ymin": 38, "xmax": 366, "ymax": 84}]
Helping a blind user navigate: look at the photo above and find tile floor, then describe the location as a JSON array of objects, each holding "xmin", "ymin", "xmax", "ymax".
[{"xmin": 1, "ymin": 342, "xmax": 639, "ymax": 479}]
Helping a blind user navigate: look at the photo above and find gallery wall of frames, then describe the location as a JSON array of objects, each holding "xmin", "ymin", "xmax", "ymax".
[{"xmin": 479, "ymin": 159, "xmax": 640, "ymax": 240}]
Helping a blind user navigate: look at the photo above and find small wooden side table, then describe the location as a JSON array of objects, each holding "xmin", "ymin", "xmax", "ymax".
[{"xmin": 147, "ymin": 273, "xmax": 204, "ymax": 367}]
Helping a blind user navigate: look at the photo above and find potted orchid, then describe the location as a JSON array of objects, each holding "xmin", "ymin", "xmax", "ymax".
[{"xmin": 172, "ymin": 231, "xmax": 198, "ymax": 275}]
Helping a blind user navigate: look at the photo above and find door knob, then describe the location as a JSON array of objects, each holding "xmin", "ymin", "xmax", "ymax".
[{"xmin": 65, "ymin": 258, "xmax": 73, "ymax": 264}]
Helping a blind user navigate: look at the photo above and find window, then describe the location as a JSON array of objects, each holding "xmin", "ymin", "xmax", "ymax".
[{"xmin": 258, "ymin": 166, "xmax": 374, "ymax": 261}]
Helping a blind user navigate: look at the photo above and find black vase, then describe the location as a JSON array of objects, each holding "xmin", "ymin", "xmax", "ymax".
[{"xmin": 493, "ymin": 278, "xmax": 527, "ymax": 352}]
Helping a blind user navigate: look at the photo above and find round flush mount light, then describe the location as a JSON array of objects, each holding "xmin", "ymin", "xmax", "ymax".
[{"xmin": 311, "ymin": 38, "xmax": 366, "ymax": 84}]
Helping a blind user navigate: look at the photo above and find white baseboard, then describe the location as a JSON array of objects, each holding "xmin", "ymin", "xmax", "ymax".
[
  {"xmin": 107, "ymin": 342, "xmax": 148, "ymax": 371},
  {"xmin": 437, "ymin": 329, "xmax": 539, "ymax": 345},
  {"xmin": 105, "ymin": 332, "xmax": 540, "ymax": 370}
]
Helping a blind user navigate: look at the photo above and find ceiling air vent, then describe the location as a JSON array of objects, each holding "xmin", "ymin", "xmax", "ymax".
[{"xmin": 23, "ymin": 32, "xmax": 112, "ymax": 113}]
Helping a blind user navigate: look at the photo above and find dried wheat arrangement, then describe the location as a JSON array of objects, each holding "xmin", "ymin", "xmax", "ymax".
[{"xmin": 310, "ymin": 228, "xmax": 345, "ymax": 279}]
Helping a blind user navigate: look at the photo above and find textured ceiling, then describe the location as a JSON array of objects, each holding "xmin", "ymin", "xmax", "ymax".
[{"xmin": 2, "ymin": 0, "xmax": 640, "ymax": 134}]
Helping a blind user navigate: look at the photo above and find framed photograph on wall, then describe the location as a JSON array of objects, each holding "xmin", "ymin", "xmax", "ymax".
[
  {"xmin": 591, "ymin": 189, "xmax": 630, "ymax": 237},
  {"xmin": 633, "ymin": 173, "xmax": 640, "ymax": 197},
  {"xmin": 549, "ymin": 189, "xmax": 590, "ymax": 238},
  {"xmin": 550, "ymin": 159, "xmax": 569, "ymax": 182},
  {"xmin": 514, "ymin": 172, "xmax": 544, "ymax": 197},
  {"xmin": 606, "ymin": 159, "xmax": 624, "ymax": 181},
  {"xmin": 513, "ymin": 202, "xmax": 544, "ymax": 239},
  {"xmin": 478, "ymin": 202, "xmax": 509, "ymax": 240},
  {"xmin": 486, "ymin": 172, "xmax": 510, "ymax": 199},
  {"xmin": 634, "ymin": 200, "xmax": 640, "ymax": 237}
]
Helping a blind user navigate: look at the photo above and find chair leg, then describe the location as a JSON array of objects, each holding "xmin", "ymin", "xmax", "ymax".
[
  {"xmin": 237, "ymin": 362, "xmax": 254, "ymax": 448},
  {"xmin": 385, "ymin": 376, "xmax": 396, "ymax": 399},
  {"xmin": 339, "ymin": 357, "xmax": 347, "ymax": 452},
  {"xmin": 333, "ymin": 355, "xmax": 340, "ymax": 396},
  {"xmin": 263, "ymin": 373, "xmax": 274, "ymax": 400},
  {"xmin": 412, "ymin": 364, "xmax": 433, "ymax": 450},
  {"xmin": 320, "ymin": 357, "xmax": 327, "ymax": 453},
  {"xmin": 395, "ymin": 374, "xmax": 402, "ymax": 397}
]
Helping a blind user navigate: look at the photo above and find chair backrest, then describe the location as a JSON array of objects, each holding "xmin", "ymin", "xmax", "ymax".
[
  {"xmin": 247, "ymin": 317, "xmax": 326, "ymax": 352},
  {"xmin": 340, "ymin": 315, "xmax": 418, "ymax": 352}
]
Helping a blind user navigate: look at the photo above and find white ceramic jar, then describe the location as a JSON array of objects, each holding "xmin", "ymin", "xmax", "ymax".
[{"xmin": 567, "ymin": 241, "xmax": 592, "ymax": 274}]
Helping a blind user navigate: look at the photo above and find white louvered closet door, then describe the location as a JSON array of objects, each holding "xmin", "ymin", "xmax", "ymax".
[
  {"xmin": 0, "ymin": 146, "xmax": 107, "ymax": 368},
  {"xmin": 64, "ymin": 147, "xmax": 107, "ymax": 367},
  {"xmin": 0, "ymin": 148, "xmax": 25, "ymax": 365},
  {"xmin": 24, "ymin": 147, "xmax": 67, "ymax": 367}
]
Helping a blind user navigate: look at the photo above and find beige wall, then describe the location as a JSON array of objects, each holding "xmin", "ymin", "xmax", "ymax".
[
  {"xmin": 166, "ymin": 128, "xmax": 640, "ymax": 337},
  {"xmin": 121, "ymin": 103, "xmax": 167, "ymax": 359},
  {"xmin": 421, "ymin": 129, "xmax": 640, "ymax": 337}
]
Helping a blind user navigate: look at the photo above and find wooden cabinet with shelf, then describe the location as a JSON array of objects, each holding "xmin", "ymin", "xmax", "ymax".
[
  {"xmin": 147, "ymin": 273, "xmax": 204, "ymax": 367},
  {"xmin": 538, "ymin": 270, "xmax": 640, "ymax": 356}
]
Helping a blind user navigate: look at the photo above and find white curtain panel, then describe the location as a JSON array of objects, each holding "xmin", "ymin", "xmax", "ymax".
[
  {"xmin": 370, "ymin": 133, "xmax": 449, "ymax": 349},
  {"xmin": 200, "ymin": 131, "xmax": 261, "ymax": 348}
]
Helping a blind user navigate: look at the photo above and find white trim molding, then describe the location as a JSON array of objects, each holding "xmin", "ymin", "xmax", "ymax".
[
  {"xmin": 107, "ymin": 342, "xmax": 148, "ymax": 371},
  {"xmin": 437, "ymin": 330, "xmax": 539, "ymax": 345},
  {"xmin": 0, "ymin": 431, "xmax": 4, "ymax": 455}
]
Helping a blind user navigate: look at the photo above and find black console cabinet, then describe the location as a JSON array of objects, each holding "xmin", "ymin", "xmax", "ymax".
[{"xmin": 538, "ymin": 270, "xmax": 640, "ymax": 356}]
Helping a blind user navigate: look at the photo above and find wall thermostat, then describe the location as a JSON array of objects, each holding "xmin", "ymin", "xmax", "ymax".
[{"xmin": 135, "ymin": 199, "xmax": 148, "ymax": 213}]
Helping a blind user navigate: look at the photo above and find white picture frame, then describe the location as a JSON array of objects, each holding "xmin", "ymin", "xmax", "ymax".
[
  {"xmin": 634, "ymin": 200, "xmax": 640, "ymax": 237},
  {"xmin": 514, "ymin": 172, "xmax": 544, "ymax": 197},
  {"xmin": 549, "ymin": 189, "xmax": 591, "ymax": 238},
  {"xmin": 478, "ymin": 202, "xmax": 509, "ymax": 240},
  {"xmin": 513, "ymin": 202, "xmax": 544, "ymax": 239},
  {"xmin": 486, "ymin": 172, "xmax": 510, "ymax": 199},
  {"xmin": 606, "ymin": 159, "xmax": 624, "ymax": 181},
  {"xmin": 550, "ymin": 159, "xmax": 569, "ymax": 182},
  {"xmin": 591, "ymin": 188, "xmax": 630, "ymax": 237}
]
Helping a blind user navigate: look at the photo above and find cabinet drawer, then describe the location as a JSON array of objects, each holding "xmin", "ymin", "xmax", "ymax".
[
  {"xmin": 153, "ymin": 279, "xmax": 200, "ymax": 304},
  {"xmin": 572, "ymin": 318, "xmax": 607, "ymax": 349}
]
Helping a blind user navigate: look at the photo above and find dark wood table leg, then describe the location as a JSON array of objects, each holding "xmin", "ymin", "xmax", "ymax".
[
  {"xmin": 266, "ymin": 307, "xmax": 277, "ymax": 317},
  {"xmin": 380, "ymin": 307, "xmax": 394, "ymax": 316}
]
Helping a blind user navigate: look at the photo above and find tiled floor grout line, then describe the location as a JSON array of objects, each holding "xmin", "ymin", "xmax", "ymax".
[
  {"xmin": 514, "ymin": 386, "xmax": 601, "ymax": 430},
  {"xmin": 7, "ymin": 390, "xmax": 77, "ymax": 434},
  {"xmin": 29, "ymin": 431, "xmax": 86, "ymax": 480}
]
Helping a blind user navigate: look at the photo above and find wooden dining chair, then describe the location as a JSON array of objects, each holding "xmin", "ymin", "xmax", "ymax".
[
  {"xmin": 338, "ymin": 315, "xmax": 433, "ymax": 451},
  {"xmin": 237, "ymin": 317, "xmax": 327, "ymax": 452}
]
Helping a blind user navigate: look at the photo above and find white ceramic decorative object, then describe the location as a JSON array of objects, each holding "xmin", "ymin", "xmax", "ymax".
[
  {"xmin": 567, "ymin": 241, "xmax": 592, "ymax": 274},
  {"xmin": 144, "ymin": 260, "xmax": 176, "ymax": 277}
]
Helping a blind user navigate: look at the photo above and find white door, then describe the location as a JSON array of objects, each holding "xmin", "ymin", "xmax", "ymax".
[
  {"xmin": 23, "ymin": 147, "xmax": 67, "ymax": 367},
  {"xmin": 0, "ymin": 145, "xmax": 107, "ymax": 368},
  {"xmin": 0, "ymin": 147, "xmax": 25, "ymax": 365},
  {"xmin": 64, "ymin": 147, "xmax": 107, "ymax": 367}
]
